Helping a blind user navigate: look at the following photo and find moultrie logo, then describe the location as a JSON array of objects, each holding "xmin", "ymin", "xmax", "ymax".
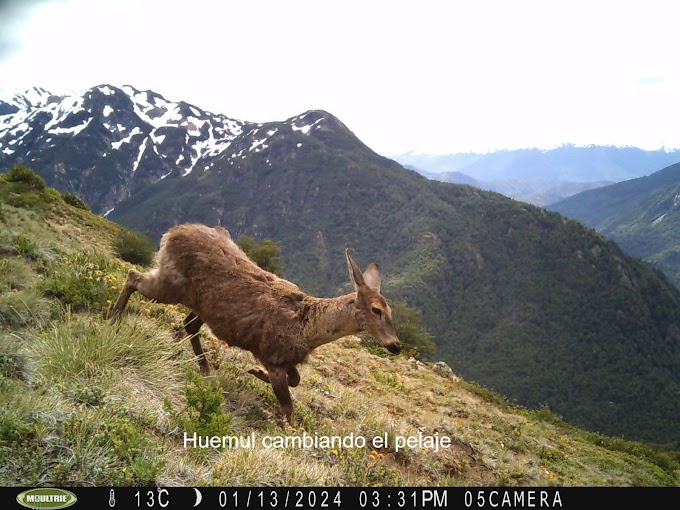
[{"xmin": 16, "ymin": 488, "xmax": 78, "ymax": 509}]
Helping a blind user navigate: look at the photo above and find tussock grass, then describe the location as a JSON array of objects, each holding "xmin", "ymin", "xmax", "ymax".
[
  {"xmin": 27, "ymin": 313, "xmax": 177, "ymax": 378},
  {"xmin": 0, "ymin": 257, "xmax": 36, "ymax": 290},
  {"xmin": 23, "ymin": 312, "xmax": 187, "ymax": 426},
  {"xmin": 0, "ymin": 289, "xmax": 61, "ymax": 329}
]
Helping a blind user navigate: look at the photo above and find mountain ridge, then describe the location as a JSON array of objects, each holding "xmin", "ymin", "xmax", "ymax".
[{"xmin": 549, "ymin": 161, "xmax": 680, "ymax": 287}]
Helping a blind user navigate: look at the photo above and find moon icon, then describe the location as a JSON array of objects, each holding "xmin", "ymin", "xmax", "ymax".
[{"xmin": 193, "ymin": 488, "xmax": 203, "ymax": 507}]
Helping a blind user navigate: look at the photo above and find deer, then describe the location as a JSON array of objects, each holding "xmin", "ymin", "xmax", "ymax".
[{"xmin": 111, "ymin": 223, "xmax": 402, "ymax": 422}]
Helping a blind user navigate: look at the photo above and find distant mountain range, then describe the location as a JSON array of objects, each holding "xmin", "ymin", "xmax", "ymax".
[
  {"xmin": 394, "ymin": 146, "xmax": 680, "ymax": 205},
  {"xmin": 2, "ymin": 85, "xmax": 680, "ymax": 443}
]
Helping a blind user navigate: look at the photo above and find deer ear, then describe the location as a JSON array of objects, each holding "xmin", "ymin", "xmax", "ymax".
[
  {"xmin": 346, "ymin": 248, "xmax": 365, "ymax": 289},
  {"xmin": 362, "ymin": 263, "xmax": 381, "ymax": 292}
]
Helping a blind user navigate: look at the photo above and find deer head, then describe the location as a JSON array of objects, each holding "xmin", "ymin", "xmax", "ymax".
[{"xmin": 346, "ymin": 248, "xmax": 402, "ymax": 354}]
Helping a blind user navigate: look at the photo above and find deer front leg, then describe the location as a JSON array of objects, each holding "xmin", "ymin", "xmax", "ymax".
[
  {"xmin": 248, "ymin": 366, "xmax": 300, "ymax": 387},
  {"xmin": 287, "ymin": 366, "xmax": 300, "ymax": 387},
  {"xmin": 110, "ymin": 270, "xmax": 142, "ymax": 320},
  {"xmin": 184, "ymin": 312, "xmax": 210, "ymax": 375},
  {"xmin": 268, "ymin": 366, "xmax": 294, "ymax": 422}
]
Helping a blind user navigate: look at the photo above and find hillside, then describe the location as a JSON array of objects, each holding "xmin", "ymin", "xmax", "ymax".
[
  {"xmin": 1, "ymin": 174, "xmax": 679, "ymax": 487},
  {"xmin": 3, "ymin": 86, "xmax": 680, "ymax": 444},
  {"xmin": 550, "ymin": 162, "xmax": 680, "ymax": 288}
]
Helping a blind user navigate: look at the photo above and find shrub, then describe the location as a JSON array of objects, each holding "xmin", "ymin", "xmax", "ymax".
[
  {"xmin": 12, "ymin": 234, "xmax": 37, "ymax": 259},
  {"xmin": 62, "ymin": 192, "xmax": 90, "ymax": 211},
  {"xmin": 4, "ymin": 165, "xmax": 46, "ymax": 191},
  {"xmin": 165, "ymin": 369, "xmax": 233, "ymax": 440},
  {"xmin": 236, "ymin": 236, "xmax": 285, "ymax": 276},
  {"xmin": 112, "ymin": 229, "xmax": 155, "ymax": 266},
  {"xmin": 391, "ymin": 300, "xmax": 436, "ymax": 358}
]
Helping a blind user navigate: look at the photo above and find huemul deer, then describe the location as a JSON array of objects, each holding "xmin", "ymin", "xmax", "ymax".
[{"xmin": 111, "ymin": 223, "xmax": 402, "ymax": 421}]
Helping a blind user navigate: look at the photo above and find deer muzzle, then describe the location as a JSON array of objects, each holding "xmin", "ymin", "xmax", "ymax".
[{"xmin": 384, "ymin": 337, "xmax": 402, "ymax": 354}]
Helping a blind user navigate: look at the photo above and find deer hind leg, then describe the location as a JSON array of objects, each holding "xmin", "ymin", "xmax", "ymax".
[
  {"xmin": 268, "ymin": 366, "xmax": 294, "ymax": 422},
  {"xmin": 184, "ymin": 312, "xmax": 210, "ymax": 375}
]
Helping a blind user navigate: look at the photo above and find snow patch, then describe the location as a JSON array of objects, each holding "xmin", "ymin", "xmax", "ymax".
[
  {"xmin": 652, "ymin": 213, "xmax": 667, "ymax": 226},
  {"xmin": 48, "ymin": 118, "xmax": 91, "ymax": 136},
  {"xmin": 292, "ymin": 116, "xmax": 324, "ymax": 135},
  {"xmin": 111, "ymin": 126, "xmax": 143, "ymax": 149},
  {"xmin": 250, "ymin": 137, "xmax": 269, "ymax": 152},
  {"xmin": 132, "ymin": 138, "xmax": 148, "ymax": 173},
  {"xmin": 150, "ymin": 131, "xmax": 166, "ymax": 145},
  {"xmin": 43, "ymin": 95, "xmax": 86, "ymax": 132}
]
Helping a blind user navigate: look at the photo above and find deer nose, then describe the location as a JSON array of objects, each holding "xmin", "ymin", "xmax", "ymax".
[{"xmin": 387, "ymin": 341, "xmax": 402, "ymax": 354}]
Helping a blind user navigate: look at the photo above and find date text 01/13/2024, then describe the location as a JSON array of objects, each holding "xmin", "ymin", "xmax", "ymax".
[{"xmin": 129, "ymin": 488, "xmax": 450, "ymax": 509}]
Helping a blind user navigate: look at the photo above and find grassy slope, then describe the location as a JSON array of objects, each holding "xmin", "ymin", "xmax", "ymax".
[{"xmin": 1, "ymin": 178, "xmax": 679, "ymax": 487}]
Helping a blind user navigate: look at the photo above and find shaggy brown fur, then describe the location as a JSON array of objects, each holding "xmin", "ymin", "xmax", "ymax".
[{"xmin": 112, "ymin": 223, "xmax": 402, "ymax": 421}]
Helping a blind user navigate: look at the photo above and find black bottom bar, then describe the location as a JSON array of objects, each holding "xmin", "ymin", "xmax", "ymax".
[{"xmin": 7, "ymin": 486, "xmax": 679, "ymax": 510}]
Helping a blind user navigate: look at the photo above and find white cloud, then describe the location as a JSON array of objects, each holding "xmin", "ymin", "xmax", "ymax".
[{"xmin": 1, "ymin": 0, "xmax": 679, "ymax": 154}]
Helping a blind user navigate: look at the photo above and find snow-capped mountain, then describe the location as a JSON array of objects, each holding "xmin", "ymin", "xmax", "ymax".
[
  {"xmin": 0, "ymin": 86, "xmax": 57, "ymax": 114},
  {"xmin": 0, "ymin": 85, "xmax": 353, "ymax": 215},
  {"xmin": 0, "ymin": 85, "xmax": 254, "ymax": 213}
]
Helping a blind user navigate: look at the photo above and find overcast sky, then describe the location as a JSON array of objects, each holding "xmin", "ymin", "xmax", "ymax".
[{"xmin": 0, "ymin": 0, "xmax": 678, "ymax": 155}]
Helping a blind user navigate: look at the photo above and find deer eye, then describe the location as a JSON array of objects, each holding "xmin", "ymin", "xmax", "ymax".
[{"xmin": 371, "ymin": 307, "xmax": 382, "ymax": 317}]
